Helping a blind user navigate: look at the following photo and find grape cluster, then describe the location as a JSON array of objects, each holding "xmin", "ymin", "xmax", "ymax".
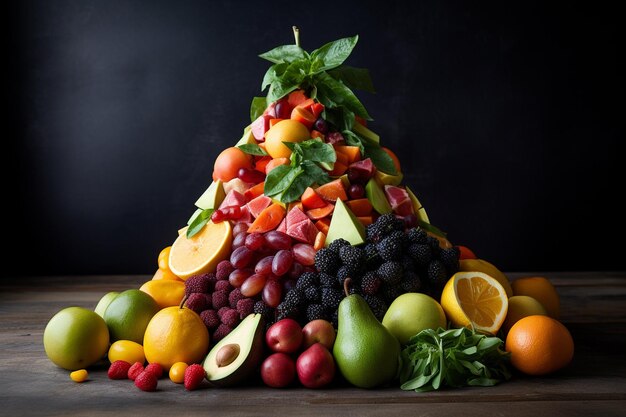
[{"xmin": 274, "ymin": 213, "xmax": 460, "ymax": 326}]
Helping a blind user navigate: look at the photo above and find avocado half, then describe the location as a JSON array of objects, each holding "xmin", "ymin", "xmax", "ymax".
[{"xmin": 202, "ymin": 313, "xmax": 264, "ymax": 387}]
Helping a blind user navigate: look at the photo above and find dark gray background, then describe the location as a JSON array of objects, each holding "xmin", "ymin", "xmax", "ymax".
[{"xmin": 6, "ymin": 1, "xmax": 623, "ymax": 277}]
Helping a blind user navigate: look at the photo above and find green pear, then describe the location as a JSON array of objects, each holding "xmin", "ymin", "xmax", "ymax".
[{"xmin": 333, "ymin": 280, "xmax": 401, "ymax": 388}]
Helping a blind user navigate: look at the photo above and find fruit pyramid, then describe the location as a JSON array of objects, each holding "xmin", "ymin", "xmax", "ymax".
[{"xmin": 165, "ymin": 30, "xmax": 461, "ymax": 342}]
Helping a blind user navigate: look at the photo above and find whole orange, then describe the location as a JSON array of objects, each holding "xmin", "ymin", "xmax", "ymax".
[
  {"xmin": 511, "ymin": 276, "xmax": 560, "ymax": 319},
  {"xmin": 212, "ymin": 147, "xmax": 253, "ymax": 182},
  {"xmin": 505, "ymin": 315, "xmax": 574, "ymax": 375}
]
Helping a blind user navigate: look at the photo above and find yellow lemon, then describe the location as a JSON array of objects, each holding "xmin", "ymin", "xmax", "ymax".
[
  {"xmin": 459, "ymin": 258, "xmax": 513, "ymax": 297},
  {"xmin": 108, "ymin": 340, "xmax": 145, "ymax": 365},
  {"xmin": 143, "ymin": 306, "xmax": 210, "ymax": 371}
]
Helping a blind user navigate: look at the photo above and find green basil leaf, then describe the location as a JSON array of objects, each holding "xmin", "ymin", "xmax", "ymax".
[
  {"xmin": 261, "ymin": 62, "xmax": 288, "ymax": 91},
  {"xmin": 310, "ymin": 35, "xmax": 359, "ymax": 71},
  {"xmin": 302, "ymin": 160, "xmax": 330, "ymax": 185},
  {"xmin": 328, "ymin": 65, "xmax": 375, "ymax": 93},
  {"xmin": 280, "ymin": 169, "xmax": 309, "ymax": 203},
  {"xmin": 267, "ymin": 79, "xmax": 300, "ymax": 103},
  {"xmin": 259, "ymin": 45, "xmax": 307, "ymax": 64},
  {"xmin": 315, "ymin": 72, "xmax": 372, "ymax": 120},
  {"xmin": 297, "ymin": 140, "xmax": 337, "ymax": 164},
  {"xmin": 362, "ymin": 141, "xmax": 398, "ymax": 175},
  {"xmin": 264, "ymin": 165, "xmax": 297, "ymax": 196},
  {"xmin": 250, "ymin": 97, "xmax": 267, "ymax": 122},
  {"xmin": 186, "ymin": 208, "xmax": 214, "ymax": 238},
  {"xmin": 238, "ymin": 143, "xmax": 268, "ymax": 156}
]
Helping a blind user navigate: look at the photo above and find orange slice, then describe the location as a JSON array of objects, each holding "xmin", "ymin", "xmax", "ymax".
[
  {"xmin": 440, "ymin": 271, "xmax": 509, "ymax": 335},
  {"xmin": 168, "ymin": 220, "xmax": 232, "ymax": 280}
]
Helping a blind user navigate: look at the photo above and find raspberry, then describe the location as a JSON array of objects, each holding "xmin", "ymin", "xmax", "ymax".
[
  {"xmin": 145, "ymin": 363, "xmax": 164, "ymax": 379},
  {"xmin": 236, "ymin": 298, "xmax": 255, "ymax": 319},
  {"xmin": 212, "ymin": 290, "xmax": 229, "ymax": 310},
  {"xmin": 228, "ymin": 288, "xmax": 245, "ymax": 309},
  {"xmin": 221, "ymin": 308, "xmax": 240, "ymax": 328},
  {"xmin": 184, "ymin": 273, "xmax": 213, "ymax": 296},
  {"xmin": 108, "ymin": 360, "xmax": 131, "ymax": 380},
  {"xmin": 216, "ymin": 260, "xmax": 235, "ymax": 280},
  {"xmin": 214, "ymin": 280, "xmax": 233, "ymax": 292},
  {"xmin": 127, "ymin": 362, "xmax": 144, "ymax": 381},
  {"xmin": 217, "ymin": 306, "xmax": 231, "ymax": 318},
  {"xmin": 200, "ymin": 309, "xmax": 220, "ymax": 329},
  {"xmin": 134, "ymin": 370, "xmax": 158, "ymax": 392},
  {"xmin": 184, "ymin": 364, "xmax": 206, "ymax": 391},
  {"xmin": 185, "ymin": 293, "xmax": 211, "ymax": 313},
  {"xmin": 212, "ymin": 323, "xmax": 233, "ymax": 342}
]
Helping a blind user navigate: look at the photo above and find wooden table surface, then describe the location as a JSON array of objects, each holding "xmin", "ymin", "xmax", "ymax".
[{"xmin": 1, "ymin": 272, "xmax": 625, "ymax": 417}]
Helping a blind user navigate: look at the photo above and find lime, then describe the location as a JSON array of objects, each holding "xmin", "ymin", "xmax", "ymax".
[
  {"xmin": 43, "ymin": 307, "xmax": 110, "ymax": 370},
  {"xmin": 103, "ymin": 289, "xmax": 159, "ymax": 344}
]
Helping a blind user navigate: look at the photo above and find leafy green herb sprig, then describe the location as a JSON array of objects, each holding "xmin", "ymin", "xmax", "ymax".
[
  {"xmin": 399, "ymin": 327, "xmax": 511, "ymax": 392},
  {"xmin": 251, "ymin": 27, "xmax": 397, "ymax": 175}
]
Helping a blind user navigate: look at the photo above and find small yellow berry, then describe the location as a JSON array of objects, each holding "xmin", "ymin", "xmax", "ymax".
[
  {"xmin": 169, "ymin": 362, "xmax": 188, "ymax": 384},
  {"xmin": 70, "ymin": 369, "xmax": 88, "ymax": 383}
]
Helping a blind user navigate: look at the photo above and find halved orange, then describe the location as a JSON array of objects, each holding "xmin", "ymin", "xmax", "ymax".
[
  {"xmin": 168, "ymin": 220, "xmax": 232, "ymax": 280},
  {"xmin": 440, "ymin": 271, "xmax": 509, "ymax": 335}
]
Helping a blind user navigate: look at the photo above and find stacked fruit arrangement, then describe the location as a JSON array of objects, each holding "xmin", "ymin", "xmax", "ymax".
[{"xmin": 43, "ymin": 30, "xmax": 575, "ymax": 392}]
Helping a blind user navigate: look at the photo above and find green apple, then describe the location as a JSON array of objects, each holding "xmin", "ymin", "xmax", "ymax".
[
  {"xmin": 382, "ymin": 293, "xmax": 447, "ymax": 345},
  {"xmin": 94, "ymin": 291, "xmax": 119, "ymax": 318}
]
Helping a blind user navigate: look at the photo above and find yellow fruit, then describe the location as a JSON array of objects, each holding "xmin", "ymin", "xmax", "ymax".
[
  {"xmin": 139, "ymin": 279, "xmax": 185, "ymax": 309},
  {"xmin": 151, "ymin": 267, "xmax": 182, "ymax": 281},
  {"xmin": 440, "ymin": 271, "xmax": 509, "ymax": 335},
  {"xmin": 264, "ymin": 119, "xmax": 310, "ymax": 159},
  {"xmin": 506, "ymin": 315, "xmax": 574, "ymax": 375},
  {"xmin": 143, "ymin": 306, "xmax": 210, "ymax": 371},
  {"xmin": 459, "ymin": 258, "xmax": 513, "ymax": 297},
  {"xmin": 169, "ymin": 361, "xmax": 188, "ymax": 384},
  {"xmin": 103, "ymin": 289, "xmax": 160, "ymax": 344},
  {"xmin": 501, "ymin": 295, "xmax": 547, "ymax": 334},
  {"xmin": 511, "ymin": 276, "xmax": 560, "ymax": 319},
  {"xmin": 70, "ymin": 369, "xmax": 88, "ymax": 383},
  {"xmin": 108, "ymin": 340, "xmax": 146, "ymax": 365},
  {"xmin": 158, "ymin": 246, "xmax": 172, "ymax": 269},
  {"xmin": 168, "ymin": 220, "xmax": 232, "ymax": 280},
  {"xmin": 44, "ymin": 307, "xmax": 110, "ymax": 371}
]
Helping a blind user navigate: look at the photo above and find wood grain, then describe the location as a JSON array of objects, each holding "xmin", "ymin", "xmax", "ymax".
[{"xmin": 1, "ymin": 273, "xmax": 625, "ymax": 416}]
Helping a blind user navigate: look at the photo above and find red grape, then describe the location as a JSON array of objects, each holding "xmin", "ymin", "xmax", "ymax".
[
  {"xmin": 232, "ymin": 232, "xmax": 247, "ymax": 250},
  {"xmin": 288, "ymin": 262, "xmax": 304, "ymax": 279},
  {"xmin": 238, "ymin": 168, "xmax": 265, "ymax": 184},
  {"xmin": 228, "ymin": 268, "xmax": 252, "ymax": 287},
  {"xmin": 348, "ymin": 184, "xmax": 365, "ymax": 199},
  {"xmin": 292, "ymin": 243, "xmax": 316, "ymax": 266},
  {"xmin": 232, "ymin": 222, "xmax": 249, "ymax": 236},
  {"xmin": 264, "ymin": 231, "xmax": 292, "ymax": 251},
  {"xmin": 262, "ymin": 279, "xmax": 282, "ymax": 308},
  {"xmin": 272, "ymin": 250, "xmax": 293, "ymax": 276},
  {"xmin": 245, "ymin": 233, "xmax": 266, "ymax": 251},
  {"xmin": 230, "ymin": 246, "xmax": 254, "ymax": 269},
  {"xmin": 255, "ymin": 255, "xmax": 274, "ymax": 276},
  {"xmin": 240, "ymin": 273, "xmax": 267, "ymax": 297}
]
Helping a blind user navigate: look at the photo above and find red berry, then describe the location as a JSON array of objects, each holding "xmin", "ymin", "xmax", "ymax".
[
  {"xmin": 108, "ymin": 360, "xmax": 131, "ymax": 380},
  {"xmin": 145, "ymin": 363, "xmax": 164, "ymax": 379},
  {"xmin": 134, "ymin": 370, "xmax": 158, "ymax": 392},
  {"xmin": 127, "ymin": 362, "xmax": 144, "ymax": 381},
  {"xmin": 184, "ymin": 364, "xmax": 206, "ymax": 391}
]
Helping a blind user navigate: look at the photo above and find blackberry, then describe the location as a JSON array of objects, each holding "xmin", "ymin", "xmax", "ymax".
[
  {"xmin": 400, "ymin": 256, "xmax": 416, "ymax": 273},
  {"xmin": 321, "ymin": 287, "xmax": 344, "ymax": 311},
  {"xmin": 427, "ymin": 236, "xmax": 442, "ymax": 256},
  {"xmin": 400, "ymin": 271, "xmax": 422, "ymax": 292},
  {"xmin": 407, "ymin": 243, "xmax": 432, "ymax": 266},
  {"xmin": 338, "ymin": 246, "xmax": 364, "ymax": 275},
  {"xmin": 427, "ymin": 259, "xmax": 448, "ymax": 288},
  {"xmin": 381, "ymin": 283, "xmax": 403, "ymax": 304},
  {"xmin": 376, "ymin": 233, "xmax": 404, "ymax": 261},
  {"xmin": 314, "ymin": 248, "xmax": 340, "ymax": 274},
  {"xmin": 319, "ymin": 272, "xmax": 337, "ymax": 288},
  {"xmin": 440, "ymin": 247, "xmax": 460, "ymax": 275},
  {"xmin": 377, "ymin": 261, "xmax": 403, "ymax": 285},
  {"xmin": 360, "ymin": 271, "xmax": 382, "ymax": 295},
  {"xmin": 328, "ymin": 238, "xmax": 350, "ymax": 254},
  {"xmin": 336, "ymin": 265, "xmax": 351, "ymax": 286},
  {"xmin": 406, "ymin": 227, "xmax": 427, "ymax": 244},
  {"xmin": 363, "ymin": 294, "xmax": 387, "ymax": 321},
  {"xmin": 306, "ymin": 304, "xmax": 325, "ymax": 322},
  {"xmin": 304, "ymin": 286, "xmax": 320, "ymax": 303},
  {"xmin": 296, "ymin": 272, "xmax": 319, "ymax": 289},
  {"xmin": 366, "ymin": 222, "xmax": 385, "ymax": 243},
  {"xmin": 253, "ymin": 300, "xmax": 274, "ymax": 322},
  {"xmin": 283, "ymin": 288, "xmax": 306, "ymax": 309}
]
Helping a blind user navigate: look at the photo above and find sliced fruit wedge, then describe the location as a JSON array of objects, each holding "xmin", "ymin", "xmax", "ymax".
[
  {"xmin": 440, "ymin": 271, "xmax": 509, "ymax": 335},
  {"xmin": 168, "ymin": 220, "xmax": 232, "ymax": 280}
]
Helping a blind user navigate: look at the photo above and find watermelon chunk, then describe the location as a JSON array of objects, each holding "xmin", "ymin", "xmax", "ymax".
[
  {"xmin": 247, "ymin": 195, "xmax": 272, "ymax": 218},
  {"xmin": 219, "ymin": 189, "xmax": 247, "ymax": 210},
  {"xmin": 251, "ymin": 114, "xmax": 271, "ymax": 141},
  {"xmin": 276, "ymin": 217, "xmax": 287, "ymax": 233},
  {"xmin": 286, "ymin": 206, "xmax": 310, "ymax": 229},
  {"xmin": 287, "ymin": 218, "xmax": 318, "ymax": 245},
  {"xmin": 238, "ymin": 205, "xmax": 253, "ymax": 224}
]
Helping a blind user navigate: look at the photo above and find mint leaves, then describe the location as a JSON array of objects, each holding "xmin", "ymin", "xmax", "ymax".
[
  {"xmin": 186, "ymin": 208, "xmax": 214, "ymax": 239},
  {"xmin": 400, "ymin": 327, "xmax": 511, "ymax": 392},
  {"xmin": 263, "ymin": 139, "xmax": 335, "ymax": 203}
]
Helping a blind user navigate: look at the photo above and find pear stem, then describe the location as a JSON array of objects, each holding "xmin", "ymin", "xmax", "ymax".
[
  {"xmin": 293, "ymin": 26, "xmax": 300, "ymax": 47},
  {"xmin": 343, "ymin": 278, "xmax": 351, "ymax": 297},
  {"xmin": 179, "ymin": 294, "xmax": 188, "ymax": 309}
]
